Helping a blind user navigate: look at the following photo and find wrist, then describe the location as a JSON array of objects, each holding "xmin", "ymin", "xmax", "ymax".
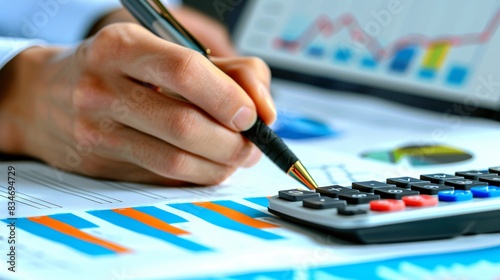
[{"xmin": 0, "ymin": 47, "xmax": 60, "ymax": 155}]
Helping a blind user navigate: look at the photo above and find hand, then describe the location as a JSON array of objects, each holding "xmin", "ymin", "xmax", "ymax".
[{"xmin": 0, "ymin": 23, "xmax": 276, "ymax": 185}]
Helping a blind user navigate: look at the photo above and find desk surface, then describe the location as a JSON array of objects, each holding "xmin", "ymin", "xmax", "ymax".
[{"xmin": 1, "ymin": 81, "xmax": 499, "ymax": 279}]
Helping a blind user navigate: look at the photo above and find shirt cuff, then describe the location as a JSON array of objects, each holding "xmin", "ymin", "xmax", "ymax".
[{"xmin": 0, "ymin": 38, "xmax": 45, "ymax": 69}]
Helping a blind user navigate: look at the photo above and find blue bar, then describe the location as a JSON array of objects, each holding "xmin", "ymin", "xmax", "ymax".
[
  {"xmin": 447, "ymin": 66, "xmax": 468, "ymax": 85},
  {"xmin": 334, "ymin": 48, "xmax": 352, "ymax": 62},
  {"xmin": 89, "ymin": 209, "xmax": 211, "ymax": 252},
  {"xmin": 3, "ymin": 217, "xmax": 117, "ymax": 256},
  {"xmin": 361, "ymin": 56, "xmax": 377, "ymax": 68},
  {"xmin": 170, "ymin": 203, "xmax": 284, "ymax": 240},
  {"xmin": 213, "ymin": 200, "xmax": 271, "ymax": 218},
  {"xmin": 389, "ymin": 46, "xmax": 416, "ymax": 73},
  {"xmin": 50, "ymin": 213, "xmax": 98, "ymax": 229},
  {"xmin": 307, "ymin": 45, "xmax": 324, "ymax": 57},
  {"xmin": 419, "ymin": 68, "xmax": 436, "ymax": 79},
  {"xmin": 136, "ymin": 206, "xmax": 188, "ymax": 223},
  {"xmin": 244, "ymin": 197, "xmax": 269, "ymax": 208}
]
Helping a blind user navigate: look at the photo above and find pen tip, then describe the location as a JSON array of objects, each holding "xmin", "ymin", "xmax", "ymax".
[{"xmin": 287, "ymin": 161, "xmax": 318, "ymax": 190}]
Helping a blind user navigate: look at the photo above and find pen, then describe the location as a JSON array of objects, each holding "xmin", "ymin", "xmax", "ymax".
[{"xmin": 120, "ymin": 0, "xmax": 318, "ymax": 190}]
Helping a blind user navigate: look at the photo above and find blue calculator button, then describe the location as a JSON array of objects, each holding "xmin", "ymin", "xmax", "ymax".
[
  {"xmin": 438, "ymin": 190, "xmax": 473, "ymax": 202},
  {"xmin": 470, "ymin": 186, "xmax": 500, "ymax": 198}
]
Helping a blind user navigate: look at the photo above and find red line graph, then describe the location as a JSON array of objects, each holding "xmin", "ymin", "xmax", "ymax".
[{"xmin": 274, "ymin": 8, "xmax": 500, "ymax": 60}]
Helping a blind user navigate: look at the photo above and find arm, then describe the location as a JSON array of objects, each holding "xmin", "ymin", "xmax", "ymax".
[{"xmin": 0, "ymin": 15, "xmax": 275, "ymax": 186}]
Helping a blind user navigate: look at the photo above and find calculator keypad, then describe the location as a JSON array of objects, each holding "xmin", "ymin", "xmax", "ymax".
[{"xmin": 269, "ymin": 166, "xmax": 500, "ymax": 244}]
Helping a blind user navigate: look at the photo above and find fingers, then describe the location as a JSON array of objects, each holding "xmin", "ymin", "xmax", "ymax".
[
  {"xmin": 80, "ymin": 23, "xmax": 257, "ymax": 132},
  {"xmin": 103, "ymin": 79, "xmax": 257, "ymax": 166},
  {"xmin": 73, "ymin": 122, "xmax": 253, "ymax": 185},
  {"xmin": 212, "ymin": 57, "xmax": 277, "ymax": 125}
]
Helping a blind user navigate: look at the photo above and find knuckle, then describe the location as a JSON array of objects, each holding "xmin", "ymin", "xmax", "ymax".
[
  {"xmin": 167, "ymin": 49, "xmax": 199, "ymax": 91},
  {"xmin": 214, "ymin": 83, "xmax": 238, "ymax": 116},
  {"xmin": 164, "ymin": 106, "xmax": 204, "ymax": 144},
  {"xmin": 87, "ymin": 23, "xmax": 138, "ymax": 65},
  {"xmin": 165, "ymin": 151, "xmax": 190, "ymax": 176}
]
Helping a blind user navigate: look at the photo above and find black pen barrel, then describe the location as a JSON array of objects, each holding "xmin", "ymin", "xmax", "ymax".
[{"xmin": 241, "ymin": 118, "xmax": 298, "ymax": 173}]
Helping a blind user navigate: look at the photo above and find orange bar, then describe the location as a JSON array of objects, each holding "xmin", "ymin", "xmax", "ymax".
[
  {"xmin": 112, "ymin": 208, "xmax": 189, "ymax": 235},
  {"xmin": 195, "ymin": 202, "xmax": 278, "ymax": 229},
  {"xmin": 28, "ymin": 216, "xmax": 130, "ymax": 254}
]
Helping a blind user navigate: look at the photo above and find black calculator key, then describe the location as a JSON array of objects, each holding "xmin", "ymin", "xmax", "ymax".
[
  {"xmin": 302, "ymin": 197, "xmax": 346, "ymax": 209},
  {"xmin": 339, "ymin": 192, "xmax": 380, "ymax": 204},
  {"xmin": 489, "ymin": 166, "xmax": 500, "ymax": 174},
  {"xmin": 410, "ymin": 182, "xmax": 454, "ymax": 195},
  {"xmin": 316, "ymin": 185, "xmax": 359, "ymax": 198},
  {"xmin": 386, "ymin": 177, "xmax": 428, "ymax": 188},
  {"xmin": 478, "ymin": 175, "xmax": 500, "ymax": 186},
  {"xmin": 337, "ymin": 207, "xmax": 368, "ymax": 216},
  {"xmin": 352, "ymin": 181, "xmax": 396, "ymax": 193},
  {"xmin": 374, "ymin": 187, "xmax": 420, "ymax": 199},
  {"xmin": 279, "ymin": 189, "xmax": 319, "ymax": 201},
  {"xmin": 420, "ymin": 174, "xmax": 463, "ymax": 184},
  {"xmin": 444, "ymin": 179, "xmax": 488, "ymax": 190},
  {"xmin": 455, "ymin": 170, "xmax": 492, "ymax": 180}
]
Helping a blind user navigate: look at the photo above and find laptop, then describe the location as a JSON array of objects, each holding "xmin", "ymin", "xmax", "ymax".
[{"xmin": 230, "ymin": 0, "xmax": 500, "ymax": 121}]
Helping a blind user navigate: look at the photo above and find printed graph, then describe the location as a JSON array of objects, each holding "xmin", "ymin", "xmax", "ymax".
[
  {"xmin": 2, "ymin": 199, "xmax": 280, "ymax": 256},
  {"xmin": 10, "ymin": 214, "xmax": 130, "ymax": 256}
]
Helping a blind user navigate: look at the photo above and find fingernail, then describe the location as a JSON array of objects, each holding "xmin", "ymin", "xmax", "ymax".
[
  {"xmin": 232, "ymin": 106, "xmax": 256, "ymax": 131},
  {"xmin": 242, "ymin": 147, "xmax": 262, "ymax": 168}
]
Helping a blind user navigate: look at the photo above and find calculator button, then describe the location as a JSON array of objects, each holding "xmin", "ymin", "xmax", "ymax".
[
  {"xmin": 402, "ymin": 195, "xmax": 439, "ymax": 207},
  {"xmin": 279, "ymin": 189, "xmax": 319, "ymax": 201},
  {"xmin": 337, "ymin": 207, "xmax": 368, "ymax": 216},
  {"xmin": 444, "ymin": 179, "xmax": 488, "ymax": 190},
  {"xmin": 455, "ymin": 170, "xmax": 492, "ymax": 180},
  {"xmin": 374, "ymin": 187, "xmax": 420, "ymax": 199},
  {"xmin": 489, "ymin": 166, "xmax": 500, "ymax": 174},
  {"xmin": 470, "ymin": 186, "xmax": 500, "ymax": 198},
  {"xmin": 420, "ymin": 174, "xmax": 463, "ymax": 184},
  {"xmin": 339, "ymin": 192, "xmax": 380, "ymax": 204},
  {"xmin": 316, "ymin": 185, "xmax": 359, "ymax": 198},
  {"xmin": 302, "ymin": 197, "xmax": 347, "ymax": 209},
  {"xmin": 438, "ymin": 190, "xmax": 473, "ymax": 202},
  {"xmin": 410, "ymin": 182, "xmax": 454, "ymax": 195},
  {"xmin": 386, "ymin": 177, "xmax": 428, "ymax": 188},
  {"xmin": 370, "ymin": 199, "xmax": 405, "ymax": 212},
  {"xmin": 478, "ymin": 175, "xmax": 500, "ymax": 186},
  {"xmin": 352, "ymin": 181, "xmax": 396, "ymax": 193}
]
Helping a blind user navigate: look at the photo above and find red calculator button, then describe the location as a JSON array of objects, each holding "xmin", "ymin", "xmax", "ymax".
[
  {"xmin": 402, "ymin": 195, "xmax": 439, "ymax": 207},
  {"xmin": 370, "ymin": 199, "xmax": 405, "ymax": 212}
]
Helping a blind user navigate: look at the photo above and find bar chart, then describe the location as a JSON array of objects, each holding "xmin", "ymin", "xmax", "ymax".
[{"xmin": 2, "ymin": 198, "xmax": 282, "ymax": 257}]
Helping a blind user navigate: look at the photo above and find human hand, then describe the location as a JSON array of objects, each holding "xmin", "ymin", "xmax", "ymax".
[{"xmin": 0, "ymin": 23, "xmax": 276, "ymax": 185}]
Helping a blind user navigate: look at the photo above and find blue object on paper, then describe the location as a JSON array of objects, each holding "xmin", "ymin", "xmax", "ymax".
[{"xmin": 271, "ymin": 110, "xmax": 339, "ymax": 140}]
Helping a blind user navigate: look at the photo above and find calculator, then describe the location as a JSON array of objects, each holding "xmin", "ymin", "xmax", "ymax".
[{"xmin": 268, "ymin": 166, "xmax": 500, "ymax": 244}]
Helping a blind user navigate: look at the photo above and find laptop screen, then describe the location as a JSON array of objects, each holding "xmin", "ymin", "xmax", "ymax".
[{"xmin": 233, "ymin": 0, "xmax": 500, "ymax": 115}]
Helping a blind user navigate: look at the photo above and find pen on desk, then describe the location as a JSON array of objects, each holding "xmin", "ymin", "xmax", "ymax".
[{"xmin": 120, "ymin": 0, "xmax": 319, "ymax": 190}]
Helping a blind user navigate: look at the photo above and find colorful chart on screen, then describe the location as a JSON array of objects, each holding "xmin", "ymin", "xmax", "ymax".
[{"xmin": 236, "ymin": 0, "xmax": 500, "ymax": 109}]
